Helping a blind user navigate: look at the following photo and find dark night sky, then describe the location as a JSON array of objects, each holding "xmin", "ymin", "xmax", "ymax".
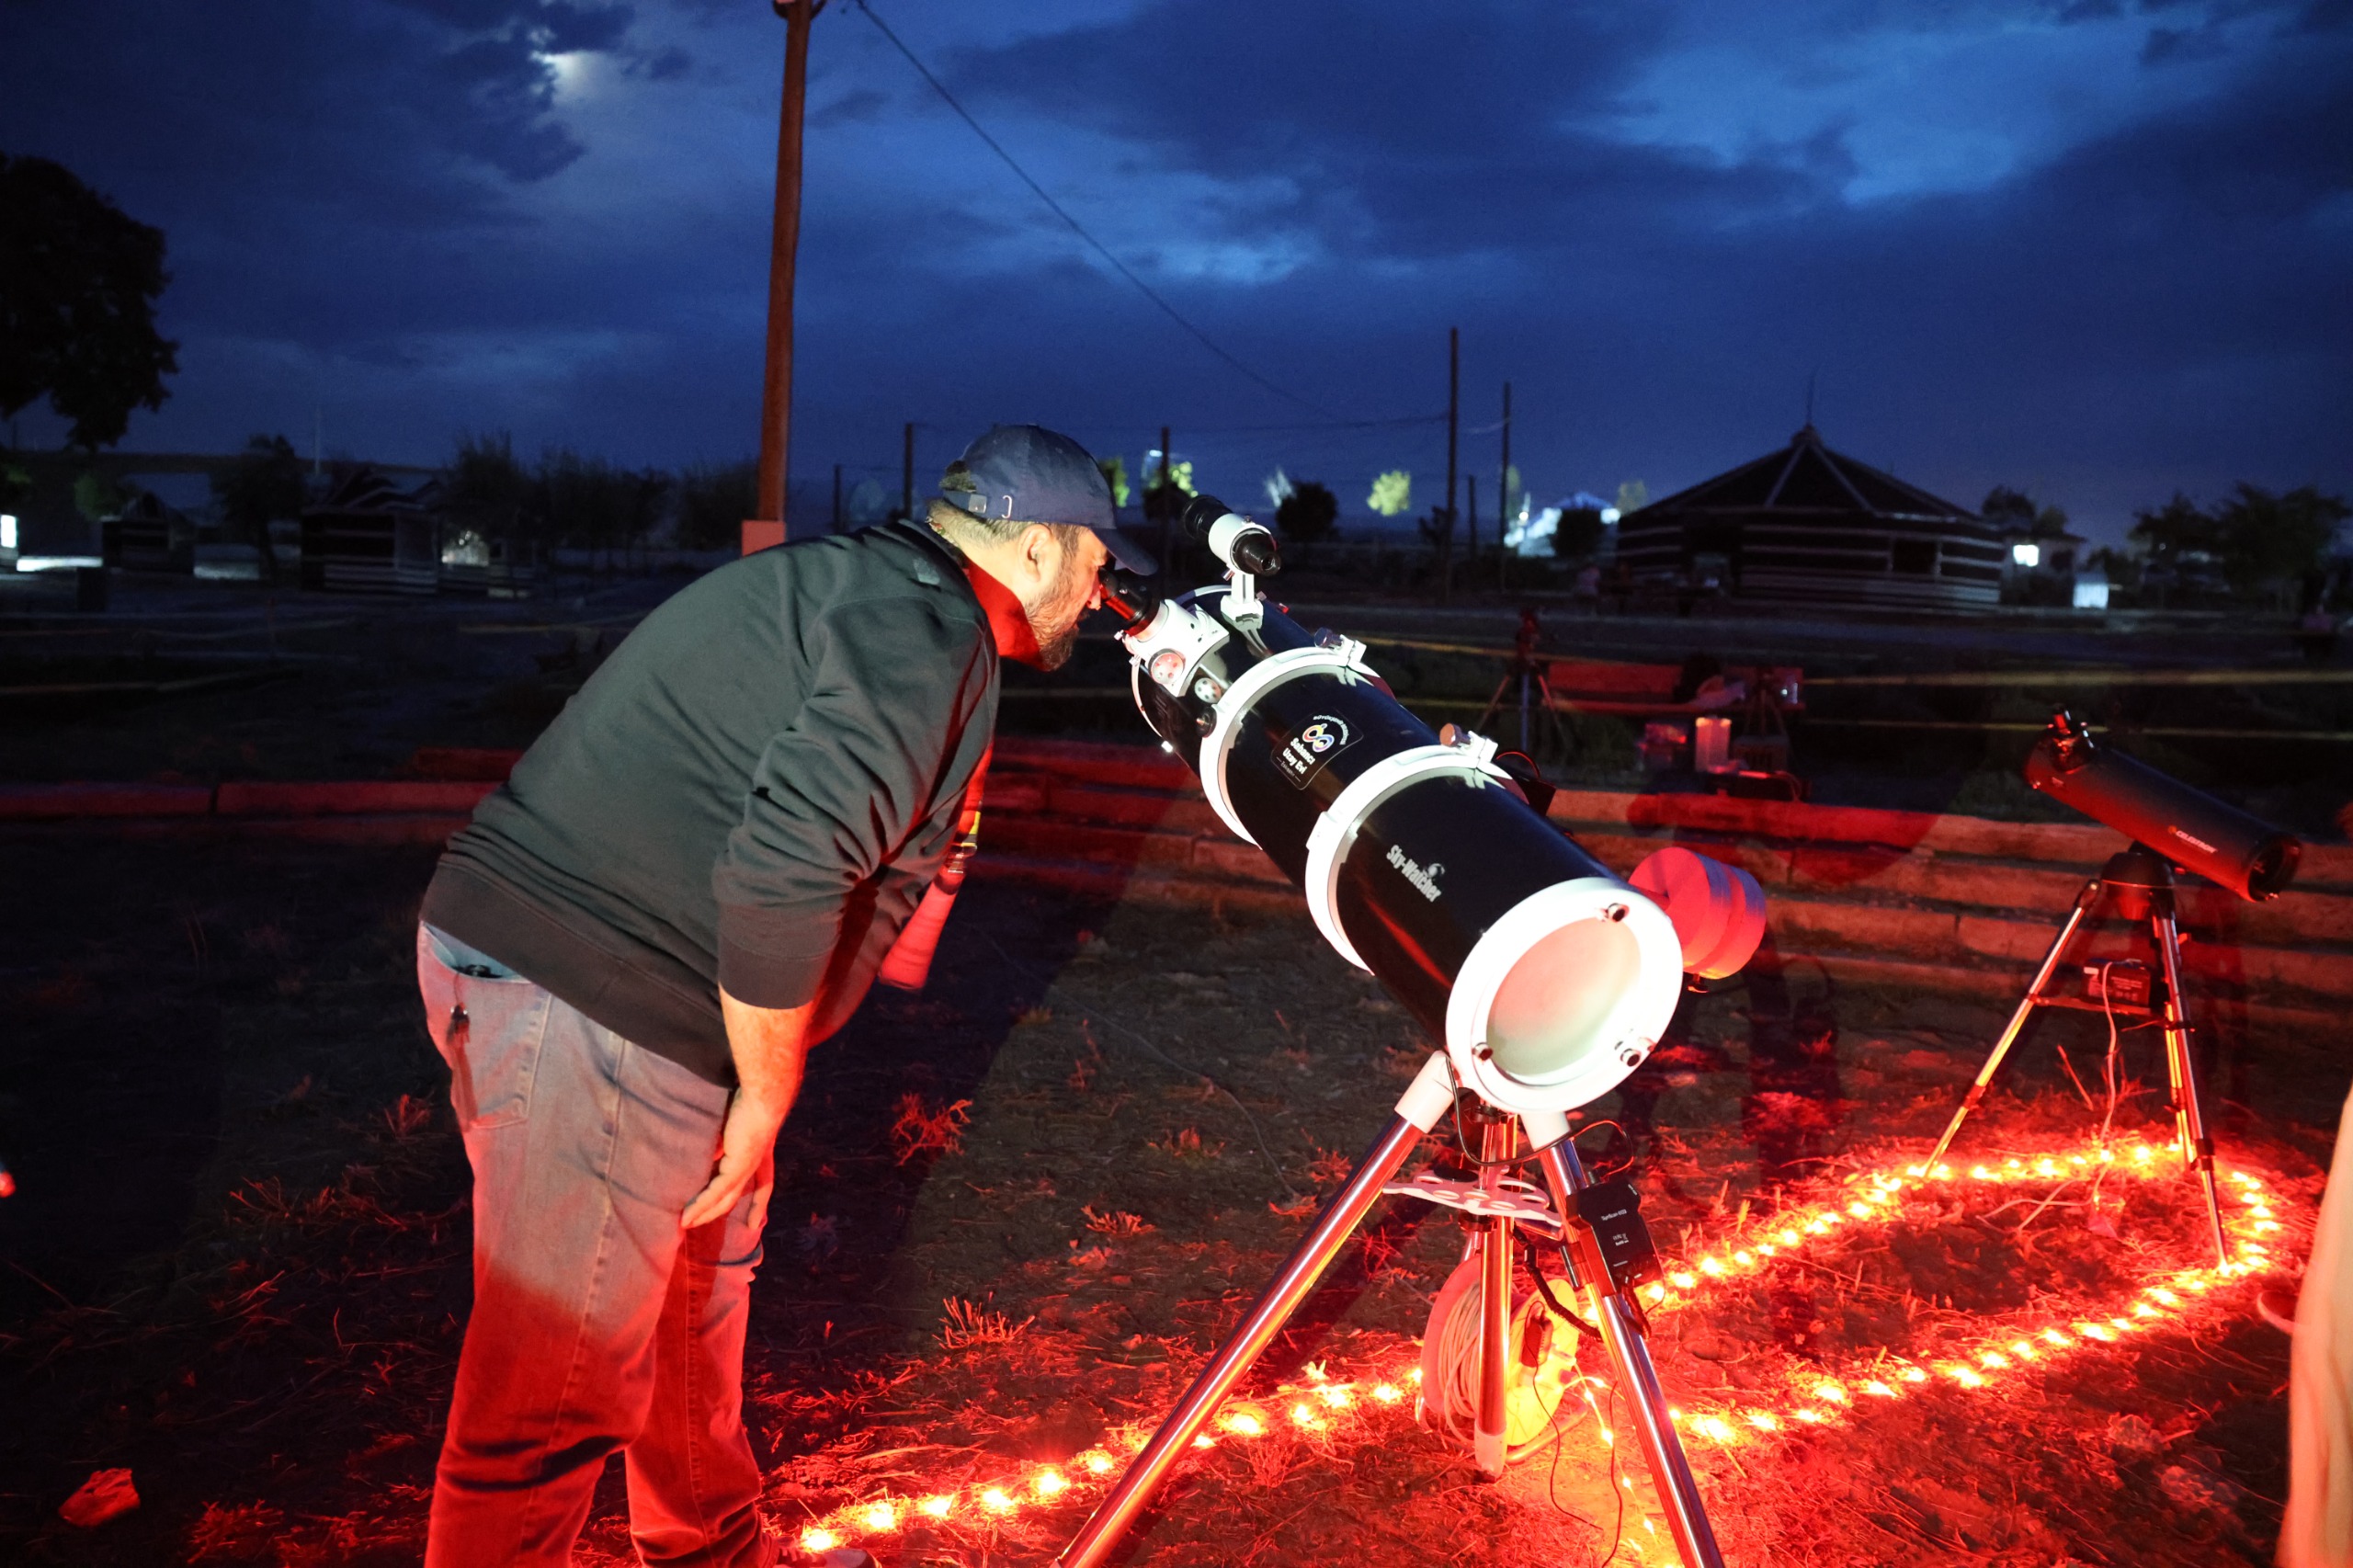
[{"xmin": 4, "ymin": 0, "xmax": 2349, "ymax": 542}]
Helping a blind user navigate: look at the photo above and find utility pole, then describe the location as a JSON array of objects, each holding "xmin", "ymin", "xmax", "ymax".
[
  {"xmin": 901, "ymin": 422, "xmax": 915, "ymax": 522},
  {"xmin": 1442, "ymin": 326, "xmax": 1459, "ymax": 603},
  {"xmin": 1498, "ymin": 380, "xmax": 1511, "ymax": 593},
  {"xmin": 1466, "ymin": 473, "xmax": 1478, "ymax": 584},
  {"xmin": 1155, "ymin": 425, "xmax": 1173, "ymax": 570},
  {"xmin": 831, "ymin": 463, "xmax": 843, "ymax": 533},
  {"xmin": 749, "ymin": 0, "xmax": 824, "ymax": 554}
]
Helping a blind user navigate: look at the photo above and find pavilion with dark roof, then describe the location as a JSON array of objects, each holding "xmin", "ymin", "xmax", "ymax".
[
  {"xmin": 1615, "ymin": 425, "xmax": 2006, "ymax": 612},
  {"xmin": 299, "ymin": 466, "xmax": 445, "ymax": 595}
]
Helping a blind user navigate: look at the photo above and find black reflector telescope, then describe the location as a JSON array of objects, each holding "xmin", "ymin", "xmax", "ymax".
[
  {"xmin": 1103, "ymin": 505, "xmax": 1761, "ymax": 1117},
  {"xmin": 2025, "ymin": 710, "xmax": 2301, "ymax": 901}
]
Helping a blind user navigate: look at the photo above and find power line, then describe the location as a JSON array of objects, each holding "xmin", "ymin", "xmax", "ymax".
[
  {"xmin": 847, "ymin": 414, "xmax": 1441, "ymax": 437},
  {"xmin": 849, "ymin": 0, "xmax": 1342, "ymax": 421},
  {"xmin": 1093, "ymin": 413, "xmax": 1446, "ymax": 437}
]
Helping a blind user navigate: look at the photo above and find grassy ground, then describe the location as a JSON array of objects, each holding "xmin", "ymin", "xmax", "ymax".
[{"xmin": 1, "ymin": 826, "xmax": 2337, "ymax": 1565}]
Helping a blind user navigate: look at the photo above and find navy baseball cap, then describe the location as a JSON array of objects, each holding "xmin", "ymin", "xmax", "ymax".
[{"xmin": 940, "ymin": 425, "xmax": 1159, "ymax": 574}]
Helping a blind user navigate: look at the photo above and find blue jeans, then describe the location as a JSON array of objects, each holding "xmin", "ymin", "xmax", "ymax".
[{"xmin": 416, "ymin": 926, "xmax": 776, "ymax": 1567}]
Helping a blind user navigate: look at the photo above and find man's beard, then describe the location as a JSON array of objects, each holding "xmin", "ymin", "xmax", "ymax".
[
  {"xmin": 1023, "ymin": 556, "xmax": 1094, "ymax": 671},
  {"xmin": 1029, "ymin": 620, "xmax": 1080, "ymax": 672}
]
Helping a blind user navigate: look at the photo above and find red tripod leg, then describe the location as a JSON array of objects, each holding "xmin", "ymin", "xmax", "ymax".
[
  {"xmin": 1474, "ymin": 1119, "xmax": 1516, "ymax": 1477},
  {"xmin": 1055, "ymin": 1053, "xmax": 1457, "ymax": 1568},
  {"xmin": 1532, "ymin": 1124, "xmax": 1725, "ymax": 1568},
  {"xmin": 2150, "ymin": 903, "xmax": 2230, "ymax": 1267},
  {"xmin": 1927, "ymin": 879, "xmax": 2100, "ymax": 1172}
]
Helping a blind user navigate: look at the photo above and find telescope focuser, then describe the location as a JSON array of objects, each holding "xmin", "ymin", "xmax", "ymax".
[
  {"xmin": 2043, "ymin": 709, "xmax": 2097, "ymax": 771},
  {"xmin": 1097, "ymin": 566, "xmax": 1162, "ymax": 633}
]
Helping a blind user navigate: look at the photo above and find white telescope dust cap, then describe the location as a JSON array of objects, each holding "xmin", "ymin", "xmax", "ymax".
[{"xmin": 1443, "ymin": 877, "xmax": 1685, "ymax": 1116}]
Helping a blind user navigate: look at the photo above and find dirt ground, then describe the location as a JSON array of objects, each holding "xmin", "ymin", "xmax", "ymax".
[{"xmin": 1, "ymin": 823, "xmax": 2340, "ymax": 1566}]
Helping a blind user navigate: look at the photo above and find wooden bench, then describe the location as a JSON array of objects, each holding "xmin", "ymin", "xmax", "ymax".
[
  {"xmin": 1533, "ymin": 659, "xmax": 1806, "ymax": 791},
  {"xmin": 1542, "ymin": 659, "xmax": 1803, "ymax": 721}
]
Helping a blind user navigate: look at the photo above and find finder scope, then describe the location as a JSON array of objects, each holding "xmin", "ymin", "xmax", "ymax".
[
  {"xmin": 1174, "ymin": 493, "xmax": 1280, "ymax": 577},
  {"xmin": 2024, "ymin": 710, "xmax": 2301, "ymax": 902}
]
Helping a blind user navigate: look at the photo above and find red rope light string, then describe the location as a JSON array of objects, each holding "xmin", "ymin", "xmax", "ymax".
[{"xmin": 791, "ymin": 1138, "xmax": 2297, "ymax": 1555}]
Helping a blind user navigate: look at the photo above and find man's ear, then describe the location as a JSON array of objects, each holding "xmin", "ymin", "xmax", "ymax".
[{"xmin": 1018, "ymin": 521, "xmax": 1060, "ymax": 584}]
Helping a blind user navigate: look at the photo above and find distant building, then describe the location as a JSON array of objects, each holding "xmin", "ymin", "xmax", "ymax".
[
  {"xmin": 99, "ymin": 491, "xmax": 196, "ymax": 574},
  {"xmin": 1615, "ymin": 425, "xmax": 2005, "ymax": 612},
  {"xmin": 1997, "ymin": 524, "xmax": 2094, "ymax": 608},
  {"xmin": 301, "ymin": 467, "xmax": 443, "ymax": 595},
  {"xmin": 437, "ymin": 520, "xmax": 540, "ymax": 598}
]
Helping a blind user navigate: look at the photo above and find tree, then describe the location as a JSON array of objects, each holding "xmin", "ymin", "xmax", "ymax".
[
  {"xmin": 1367, "ymin": 470, "xmax": 1412, "ymax": 517},
  {"xmin": 1981, "ymin": 484, "xmax": 2070, "ymax": 538},
  {"xmin": 1615, "ymin": 480, "xmax": 1647, "ymax": 516},
  {"xmin": 2130, "ymin": 492, "xmax": 2225, "ymax": 580},
  {"xmin": 440, "ymin": 431, "xmax": 545, "ymax": 581},
  {"xmin": 2213, "ymin": 483, "xmax": 2348, "ymax": 597},
  {"xmin": 72, "ymin": 468, "xmax": 135, "ymax": 521},
  {"xmin": 1417, "ymin": 505, "xmax": 1455, "ymax": 555},
  {"xmin": 1496, "ymin": 463, "xmax": 1524, "ymax": 527},
  {"xmin": 1275, "ymin": 480, "xmax": 1339, "ymax": 543},
  {"xmin": 1097, "ymin": 454, "xmax": 1131, "ymax": 508},
  {"xmin": 445, "ymin": 432, "xmax": 535, "ymax": 530},
  {"xmin": 1552, "ymin": 506, "xmax": 1606, "ymax": 560},
  {"xmin": 2085, "ymin": 544, "xmax": 2139, "ymax": 591},
  {"xmin": 212, "ymin": 434, "xmax": 305, "ymax": 580},
  {"xmin": 0, "ymin": 154, "xmax": 178, "ymax": 449},
  {"xmin": 538, "ymin": 449, "xmax": 671, "ymax": 570},
  {"xmin": 614, "ymin": 468, "xmax": 670, "ymax": 565},
  {"xmin": 676, "ymin": 459, "xmax": 756, "ymax": 550}
]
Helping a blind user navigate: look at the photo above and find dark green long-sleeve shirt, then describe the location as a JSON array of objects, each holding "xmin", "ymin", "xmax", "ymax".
[{"xmin": 423, "ymin": 520, "xmax": 997, "ymax": 1085}]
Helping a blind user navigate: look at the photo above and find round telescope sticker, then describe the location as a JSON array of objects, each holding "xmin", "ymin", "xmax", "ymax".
[{"xmin": 1277, "ymin": 715, "xmax": 1354, "ymax": 788}]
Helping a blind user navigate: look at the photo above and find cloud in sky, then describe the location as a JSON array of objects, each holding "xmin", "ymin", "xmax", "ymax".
[{"xmin": 1, "ymin": 0, "xmax": 2346, "ymax": 540}]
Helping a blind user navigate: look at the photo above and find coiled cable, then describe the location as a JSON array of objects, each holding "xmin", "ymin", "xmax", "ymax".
[{"xmin": 1417, "ymin": 1247, "xmax": 1585, "ymax": 1463}]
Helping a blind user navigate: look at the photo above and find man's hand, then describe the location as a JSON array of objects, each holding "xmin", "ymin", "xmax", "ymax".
[
  {"xmin": 681, "ymin": 1088, "xmax": 786, "ymax": 1230},
  {"xmin": 682, "ymin": 989, "xmax": 816, "ymax": 1230}
]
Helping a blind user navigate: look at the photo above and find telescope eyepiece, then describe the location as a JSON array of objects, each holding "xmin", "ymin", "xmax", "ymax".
[{"xmin": 1229, "ymin": 530, "xmax": 1280, "ymax": 576}]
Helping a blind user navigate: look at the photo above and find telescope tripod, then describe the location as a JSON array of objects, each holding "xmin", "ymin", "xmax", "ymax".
[
  {"xmin": 1926, "ymin": 844, "xmax": 2229, "ymax": 1266},
  {"xmin": 1055, "ymin": 1053, "xmax": 1724, "ymax": 1568},
  {"xmin": 1477, "ymin": 612, "xmax": 1573, "ymax": 759}
]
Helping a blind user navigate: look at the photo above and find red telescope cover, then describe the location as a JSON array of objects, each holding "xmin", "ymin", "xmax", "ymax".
[{"xmin": 1629, "ymin": 846, "xmax": 1767, "ymax": 980}]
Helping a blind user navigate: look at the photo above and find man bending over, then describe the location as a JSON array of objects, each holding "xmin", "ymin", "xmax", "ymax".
[{"xmin": 413, "ymin": 426, "xmax": 1148, "ymax": 1565}]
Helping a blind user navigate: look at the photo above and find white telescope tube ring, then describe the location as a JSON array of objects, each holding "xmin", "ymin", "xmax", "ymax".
[
  {"xmin": 1198, "ymin": 644, "xmax": 1378, "ymax": 844},
  {"xmin": 1443, "ymin": 877, "xmax": 1684, "ymax": 1116},
  {"xmin": 1302, "ymin": 744, "xmax": 1514, "ymax": 971}
]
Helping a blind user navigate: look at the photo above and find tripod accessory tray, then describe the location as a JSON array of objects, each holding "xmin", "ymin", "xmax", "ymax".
[{"xmin": 1381, "ymin": 1170, "xmax": 1562, "ymax": 1233}]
